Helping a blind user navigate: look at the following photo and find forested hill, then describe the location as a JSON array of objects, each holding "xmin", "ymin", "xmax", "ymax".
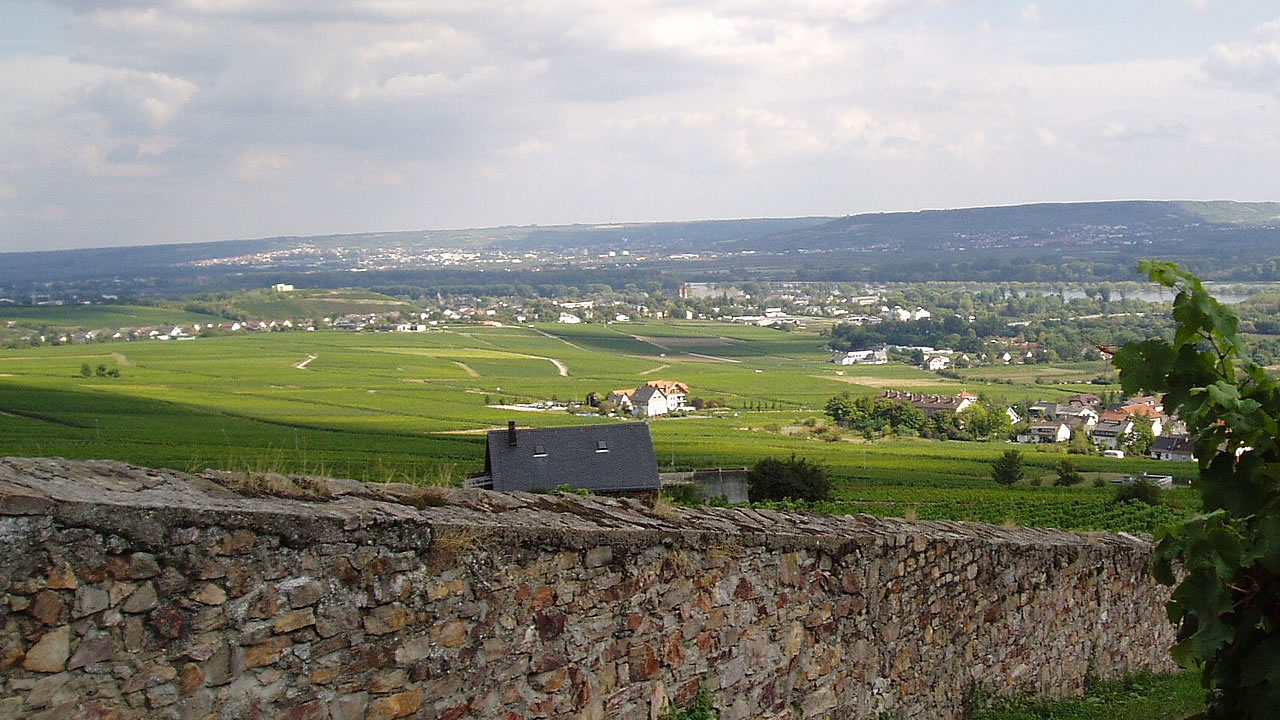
[
  {"xmin": 731, "ymin": 200, "xmax": 1280, "ymax": 254},
  {"xmin": 3, "ymin": 200, "xmax": 1280, "ymax": 291}
]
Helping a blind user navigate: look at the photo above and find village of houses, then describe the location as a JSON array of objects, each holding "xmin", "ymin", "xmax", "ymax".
[
  {"xmin": 507, "ymin": 369, "xmax": 1195, "ymax": 465},
  {"xmin": 875, "ymin": 388, "xmax": 1194, "ymax": 463},
  {"xmin": 6, "ymin": 278, "xmax": 946, "ymax": 344}
]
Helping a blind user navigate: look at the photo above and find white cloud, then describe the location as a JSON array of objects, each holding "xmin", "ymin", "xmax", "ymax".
[
  {"xmin": 507, "ymin": 139, "xmax": 551, "ymax": 156},
  {"xmin": 1203, "ymin": 19, "xmax": 1280, "ymax": 94},
  {"xmin": 1101, "ymin": 121, "xmax": 1187, "ymax": 142},
  {"xmin": 235, "ymin": 150, "xmax": 290, "ymax": 181},
  {"xmin": 1019, "ymin": 3, "xmax": 1043, "ymax": 26},
  {"xmin": 2, "ymin": 2, "xmax": 1280, "ymax": 250}
]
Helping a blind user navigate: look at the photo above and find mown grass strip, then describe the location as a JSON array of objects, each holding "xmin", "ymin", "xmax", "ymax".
[{"xmin": 968, "ymin": 672, "xmax": 1204, "ymax": 720}]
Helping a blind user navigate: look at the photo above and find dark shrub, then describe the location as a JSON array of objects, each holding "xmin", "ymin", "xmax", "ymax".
[
  {"xmin": 1113, "ymin": 478, "xmax": 1162, "ymax": 506},
  {"xmin": 747, "ymin": 455, "xmax": 831, "ymax": 502}
]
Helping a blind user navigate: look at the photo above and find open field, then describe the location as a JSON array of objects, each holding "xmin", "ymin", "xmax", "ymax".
[
  {"xmin": 0, "ymin": 321, "xmax": 1198, "ymax": 532},
  {"xmin": 0, "ymin": 304, "xmax": 217, "ymax": 330}
]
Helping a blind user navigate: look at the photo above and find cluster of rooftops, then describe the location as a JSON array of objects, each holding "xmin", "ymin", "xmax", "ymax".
[{"xmin": 604, "ymin": 380, "xmax": 691, "ymax": 417}]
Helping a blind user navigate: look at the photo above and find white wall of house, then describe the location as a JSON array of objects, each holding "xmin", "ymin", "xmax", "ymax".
[{"xmin": 633, "ymin": 391, "xmax": 670, "ymax": 417}]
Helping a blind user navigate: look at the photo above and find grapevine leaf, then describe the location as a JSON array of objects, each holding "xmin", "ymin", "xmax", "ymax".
[
  {"xmin": 1251, "ymin": 512, "xmax": 1280, "ymax": 574},
  {"xmin": 1241, "ymin": 685, "xmax": 1280, "ymax": 720},
  {"xmin": 1113, "ymin": 339, "xmax": 1175, "ymax": 395},
  {"xmin": 1117, "ymin": 262, "xmax": 1278, "ymax": 716},
  {"xmin": 1238, "ymin": 637, "xmax": 1280, "ymax": 687},
  {"xmin": 1206, "ymin": 382, "xmax": 1240, "ymax": 408},
  {"xmin": 1204, "ymin": 527, "xmax": 1244, "ymax": 580}
]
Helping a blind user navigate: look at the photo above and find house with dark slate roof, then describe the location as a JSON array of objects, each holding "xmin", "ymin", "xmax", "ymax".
[
  {"xmin": 468, "ymin": 422, "xmax": 661, "ymax": 494},
  {"xmin": 1151, "ymin": 435, "xmax": 1196, "ymax": 462},
  {"xmin": 630, "ymin": 385, "xmax": 670, "ymax": 417}
]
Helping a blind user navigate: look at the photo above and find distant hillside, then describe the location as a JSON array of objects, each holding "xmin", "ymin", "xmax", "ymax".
[
  {"xmin": 220, "ymin": 288, "xmax": 411, "ymax": 320},
  {"xmin": 729, "ymin": 200, "xmax": 1280, "ymax": 254},
  {"xmin": 0, "ymin": 237, "xmax": 293, "ymax": 291},
  {"xmin": 490, "ymin": 217, "xmax": 832, "ymax": 250},
  {"xmin": 0, "ymin": 289, "xmax": 415, "ymax": 336},
  {"xmin": 2, "ymin": 201, "xmax": 1279, "ymax": 291}
]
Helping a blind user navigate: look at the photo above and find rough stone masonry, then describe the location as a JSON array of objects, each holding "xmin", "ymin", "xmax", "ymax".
[{"xmin": 0, "ymin": 457, "xmax": 1175, "ymax": 720}]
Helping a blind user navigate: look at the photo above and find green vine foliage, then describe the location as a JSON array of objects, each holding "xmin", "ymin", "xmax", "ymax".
[{"xmin": 1112, "ymin": 261, "xmax": 1280, "ymax": 718}]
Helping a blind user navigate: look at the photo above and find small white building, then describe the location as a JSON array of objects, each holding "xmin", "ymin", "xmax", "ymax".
[
  {"xmin": 631, "ymin": 386, "xmax": 670, "ymax": 417},
  {"xmin": 606, "ymin": 389, "xmax": 635, "ymax": 412},
  {"xmin": 644, "ymin": 381, "xmax": 688, "ymax": 409},
  {"xmin": 1017, "ymin": 422, "xmax": 1071, "ymax": 444},
  {"xmin": 923, "ymin": 355, "xmax": 951, "ymax": 371},
  {"xmin": 831, "ymin": 349, "xmax": 888, "ymax": 366},
  {"xmin": 557, "ymin": 313, "xmax": 583, "ymax": 324},
  {"xmin": 1151, "ymin": 435, "xmax": 1195, "ymax": 462}
]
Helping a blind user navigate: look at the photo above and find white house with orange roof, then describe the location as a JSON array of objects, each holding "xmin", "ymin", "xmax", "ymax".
[{"xmin": 644, "ymin": 380, "xmax": 689, "ymax": 409}]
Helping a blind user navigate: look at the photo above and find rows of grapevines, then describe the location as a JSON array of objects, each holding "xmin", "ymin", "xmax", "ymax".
[{"xmin": 751, "ymin": 490, "xmax": 1193, "ymax": 534}]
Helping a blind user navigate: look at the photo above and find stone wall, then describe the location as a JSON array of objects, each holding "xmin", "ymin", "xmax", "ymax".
[{"xmin": 0, "ymin": 458, "xmax": 1175, "ymax": 720}]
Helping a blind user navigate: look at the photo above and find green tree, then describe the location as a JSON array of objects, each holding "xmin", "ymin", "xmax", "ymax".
[
  {"xmin": 1054, "ymin": 458, "xmax": 1084, "ymax": 486},
  {"xmin": 825, "ymin": 392, "xmax": 866, "ymax": 427},
  {"xmin": 960, "ymin": 404, "xmax": 1012, "ymax": 440},
  {"xmin": 879, "ymin": 400, "xmax": 926, "ymax": 435},
  {"xmin": 747, "ymin": 455, "xmax": 831, "ymax": 503},
  {"xmin": 1122, "ymin": 415, "xmax": 1156, "ymax": 457},
  {"xmin": 1113, "ymin": 260, "xmax": 1280, "ymax": 718},
  {"xmin": 1068, "ymin": 427, "xmax": 1093, "ymax": 455},
  {"xmin": 80, "ymin": 363, "xmax": 91, "ymax": 377},
  {"xmin": 990, "ymin": 449, "xmax": 1024, "ymax": 486},
  {"xmin": 987, "ymin": 405, "xmax": 1013, "ymax": 439}
]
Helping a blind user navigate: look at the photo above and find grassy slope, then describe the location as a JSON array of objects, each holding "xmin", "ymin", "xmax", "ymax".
[
  {"xmin": 0, "ymin": 289, "xmax": 412, "ymax": 334},
  {"xmin": 0, "ymin": 321, "xmax": 1199, "ymax": 532},
  {"xmin": 229, "ymin": 289, "xmax": 411, "ymax": 319},
  {"xmin": 0, "ymin": 305, "xmax": 216, "ymax": 329}
]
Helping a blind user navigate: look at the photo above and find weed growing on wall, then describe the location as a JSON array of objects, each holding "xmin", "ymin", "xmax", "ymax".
[{"xmin": 658, "ymin": 686, "xmax": 718, "ymax": 720}]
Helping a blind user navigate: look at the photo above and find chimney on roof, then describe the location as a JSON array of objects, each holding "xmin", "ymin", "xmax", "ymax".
[{"xmin": 507, "ymin": 421, "xmax": 517, "ymax": 447}]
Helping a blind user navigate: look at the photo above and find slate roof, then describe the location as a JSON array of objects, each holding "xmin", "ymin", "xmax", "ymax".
[
  {"xmin": 481, "ymin": 423, "xmax": 660, "ymax": 493},
  {"xmin": 631, "ymin": 386, "xmax": 666, "ymax": 406},
  {"xmin": 1091, "ymin": 419, "xmax": 1130, "ymax": 436},
  {"xmin": 1029, "ymin": 401, "xmax": 1059, "ymax": 416},
  {"xmin": 1151, "ymin": 435, "xmax": 1194, "ymax": 454},
  {"xmin": 880, "ymin": 390, "xmax": 969, "ymax": 414}
]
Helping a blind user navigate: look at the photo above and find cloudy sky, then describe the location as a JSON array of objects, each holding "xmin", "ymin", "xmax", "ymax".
[{"xmin": 2, "ymin": 1, "xmax": 1279, "ymax": 251}]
